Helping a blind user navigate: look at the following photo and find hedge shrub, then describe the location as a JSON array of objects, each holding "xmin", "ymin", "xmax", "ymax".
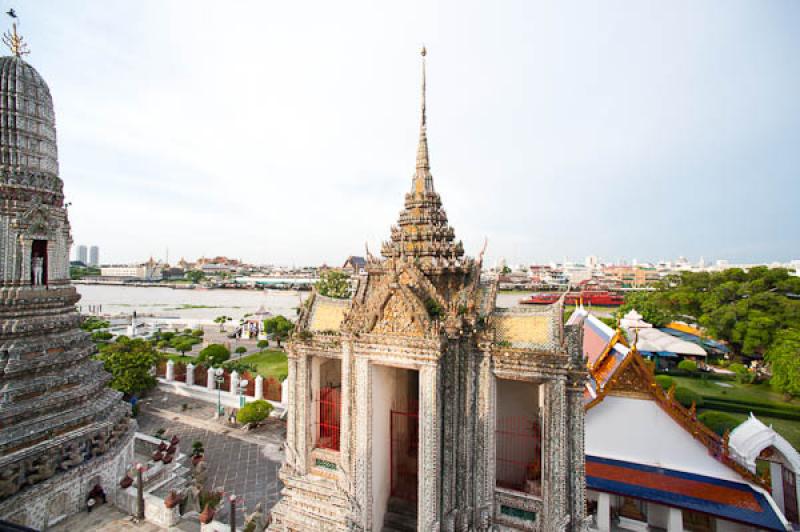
[
  {"xmin": 698, "ymin": 411, "xmax": 740, "ymax": 436},
  {"xmin": 236, "ymin": 400, "xmax": 273, "ymax": 425},
  {"xmin": 674, "ymin": 386, "xmax": 703, "ymax": 408},
  {"xmin": 654, "ymin": 375, "xmax": 673, "ymax": 391},
  {"xmin": 677, "ymin": 360, "xmax": 698, "ymax": 373}
]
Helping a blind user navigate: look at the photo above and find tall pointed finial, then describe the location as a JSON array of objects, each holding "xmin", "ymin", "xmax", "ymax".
[
  {"xmin": 413, "ymin": 46, "xmax": 434, "ymax": 195},
  {"xmin": 3, "ymin": 10, "xmax": 29, "ymax": 57}
]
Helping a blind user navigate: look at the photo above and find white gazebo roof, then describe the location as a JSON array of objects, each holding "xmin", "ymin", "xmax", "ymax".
[
  {"xmin": 729, "ymin": 414, "xmax": 800, "ymax": 474},
  {"xmin": 620, "ymin": 308, "xmax": 653, "ymax": 330},
  {"xmin": 630, "ymin": 327, "xmax": 707, "ymax": 357}
]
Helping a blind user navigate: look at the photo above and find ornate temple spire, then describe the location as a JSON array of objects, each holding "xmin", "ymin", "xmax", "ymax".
[
  {"xmin": 413, "ymin": 46, "xmax": 434, "ymax": 195},
  {"xmin": 381, "ymin": 47, "xmax": 464, "ymax": 265}
]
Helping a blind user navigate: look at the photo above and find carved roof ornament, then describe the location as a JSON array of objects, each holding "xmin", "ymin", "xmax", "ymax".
[{"xmin": 2, "ymin": 10, "xmax": 29, "ymax": 57}]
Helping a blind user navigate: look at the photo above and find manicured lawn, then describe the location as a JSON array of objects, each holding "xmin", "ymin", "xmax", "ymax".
[
  {"xmin": 238, "ymin": 350, "xmax": 288, "ymax": 381},
  {"xmin": 700, "ymin": 409, "xmax": 800, "ymax": 451},
  {"xmin": 670, "ymin": 375, "xmax": 800, "ymax": 407}
]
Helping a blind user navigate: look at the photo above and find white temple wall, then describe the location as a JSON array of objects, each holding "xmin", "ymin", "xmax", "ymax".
[
  {"xmin": 371, "ymin": 363, "xmax": 396, "ymax": 529},
  {"xmin": 586, "ymin": 396, "xmax": 741, "ymax": 481}
]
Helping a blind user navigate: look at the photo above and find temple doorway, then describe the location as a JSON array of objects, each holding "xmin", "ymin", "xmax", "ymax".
[
  {"xmin": 312, "ymin": 357, "xmax": 342, "ymax": 451},
  {"xmin": 31, "ymin": 239, "xmax": 47, "ymax": 286},
  {"xmin": 371, "ymin": 365, "xmax": 419, "ymax": 528},
  {"xmin": 495, "ymin": 378, "xmax": 543, "ymax": 496}
]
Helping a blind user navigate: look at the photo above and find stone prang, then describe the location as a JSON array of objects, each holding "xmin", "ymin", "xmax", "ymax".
[{"xmin": 0, "ymin": 54, "xmax": 135, "ymax": 529}]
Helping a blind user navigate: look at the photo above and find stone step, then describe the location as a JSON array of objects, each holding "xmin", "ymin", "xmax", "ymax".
[
  {"xmin": 386, "ymin": 496, "xmax": 417, "ymax": 516},
  {"xmin": 382, "ymin": 510, "xmax": 418, "ymax": 532}
]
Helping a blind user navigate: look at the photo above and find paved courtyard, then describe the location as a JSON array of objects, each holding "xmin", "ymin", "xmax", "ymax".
[{"xmin": 136, "ymin": 390, "xmax": 285, "ymax": 524}]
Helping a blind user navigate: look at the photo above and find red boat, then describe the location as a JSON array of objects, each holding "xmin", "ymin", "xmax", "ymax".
[{"xmin": 520, "ymin": 290, "xmax": 625, "ymax": 307}]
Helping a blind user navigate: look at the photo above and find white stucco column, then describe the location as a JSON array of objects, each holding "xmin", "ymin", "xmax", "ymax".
[
  {"xmin": 186, "ymin": 364, "xmax": 195, "ymax": 386},
  {"xmin": 281, "ymin": 379, "xmax": 289, "ymax": 405},
  {"xmin": 418, "ymin": 364, "xmax": 441, "ymax": 531},
  {"xmin": 254, "ymin": 375, "xmax": 264, "ymax": 400},
  {"xmin": 230, "ymin": 371, "xmax": 239, "ymax": 394},
  {"xmin": 771, "ymin": 462, "xmax": 786, "ymax": 513},
  {"xmin": 596, "ymin": 492, "xmax": 611, "ymax": 532},
  {"xmin": 667, "ymin": 507, "xmax": 683, "ymax": 532},
  {"xmin": 206, "ymin": 368, "xmax": 215, "ymax": 391},
  {"xmin": 165, "ymin": 360, "xmax": 174, "ymax": 381}
]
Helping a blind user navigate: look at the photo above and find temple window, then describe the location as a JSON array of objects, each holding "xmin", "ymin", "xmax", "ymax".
[
  {"xmin": 495, "ymin": 378, "xmax": 543, "ymax": 496},
  {"xmin": 31, "ymin": 239, "xmax": 47, "ymax": 286},
  {"xmin": 312, "ymin": 357, "xmax": 342, "ymax": 451}
]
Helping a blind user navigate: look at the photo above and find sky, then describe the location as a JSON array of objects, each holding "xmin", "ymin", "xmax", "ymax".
[{"xmin": 8, "ymin": 0, "xmax": 800, "ymax": 266}]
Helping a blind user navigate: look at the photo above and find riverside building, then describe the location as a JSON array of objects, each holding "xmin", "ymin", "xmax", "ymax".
[{"xmin": 269, "ymin": 49, "xmax": 587, "ymax": 532}]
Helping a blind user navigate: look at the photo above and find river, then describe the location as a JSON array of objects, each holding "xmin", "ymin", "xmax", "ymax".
[
  {"xmin": 75, "ymin": 284, "xmax": 307, "ymax": 323},
  {"xmin": 74, "ymin": 285, "xmax": 546, "ymax": 324}
]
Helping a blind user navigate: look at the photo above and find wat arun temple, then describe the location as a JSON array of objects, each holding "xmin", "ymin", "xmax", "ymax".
[
  {"xmin": 0, "ymin": 24, "xmax": 135, "ymax": 529},
  {"xmin": 269, "ymin": 49, "xmax": 588, "ymax": 532}
]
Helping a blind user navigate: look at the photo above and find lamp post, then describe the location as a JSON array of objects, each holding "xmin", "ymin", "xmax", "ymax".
[
  {"xmin": 215, "ymin": 367, "xmax": 225, "ymax": 417},
  {"xmin": 229, "ymin": 494, "xmax": 237, "ymax": 532},
  {"xmin": 238, "ymin": 379, "xmax": 249, "ymax": 408},
  {"xmin": 136, "ymin": 463, "xmax": 145, "ymax": 520}
]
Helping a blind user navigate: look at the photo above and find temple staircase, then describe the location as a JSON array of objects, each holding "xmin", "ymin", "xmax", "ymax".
[{"xmin": 382, "ymin": 497, "xmax": 417, "ymax": 532}]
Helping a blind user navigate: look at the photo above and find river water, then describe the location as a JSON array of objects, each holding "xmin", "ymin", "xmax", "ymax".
[
  {"xmin": 74, "ymin": 284, "xmax": 529, "ymax": 324},
  {"xmin": 75, "ymin": 284, "xmax": 307, "ymax": 323}
]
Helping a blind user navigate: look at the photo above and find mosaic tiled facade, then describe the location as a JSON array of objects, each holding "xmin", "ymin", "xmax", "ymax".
[
  {"xmin": 270, "ymin": 50, "xmax": 587, "ymax": 531},
  {"xmin": 0, "ymin": 52, "xmax": 136, "ymax": 529}
]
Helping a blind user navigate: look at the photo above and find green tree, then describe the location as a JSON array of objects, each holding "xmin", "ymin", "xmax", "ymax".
[
  {"xmin": 81, "ymin": 316, "xmax": 110, "ymax": 332},
  {"xmin": 316, "ymin": 270, "xmax": 351, "ymax": 299},
  {"xmin": 257, "ymin": 339, "xmax": 269, "ymax": 349},
  {"xmin": 236, "ymin": 400, "xmax": 273, "ymax": 425},
  {"xmin": 197, "ymin": 344, "xmax": 230, "ymax": 367},
  {"xmin": 95, "ymin": 338, "xmax": 160, "ymax": 395},
  {"xmin": 616, "ymin": 291, "xmax": 674, "ymax": 327},
  {"xmin": 615, "ymin": 268, "xmax": 800, "ymax": 358},
  {"xmin": 214, "ymin": 315, "xmax": 232, "ymax": 332},
  {"xmin": 235, "ymin": 346, "xmax": 247, "ymax": 355},
  {"xmin": 264, "ymin": 315, "xmax": 294, "ymax": 347},
  {"xmin": 766, "ymin": 330, "xmax": 800, "ymax": 396},
  {"xmin": 173, "ymin": 338, "xmax": 195, "ymax": 355},
  {"xmin": 677, "ymin": 360, "xmax": 698, "ymax": 373},
  {"xmin": 186, "ymin": 270, "xmax": 204, "ymax": 284},
  {"xmin": 728, "ymin": 362, "xmax": 753, "ymax": 384},
  {"xmin": 91, "ymin": 330, "xmax": 113, "ymax": 343}
]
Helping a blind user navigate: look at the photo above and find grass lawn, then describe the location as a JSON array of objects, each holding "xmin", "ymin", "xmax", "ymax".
[
  {"xmin": 700, "ymin": 409, "xmax": 800, "ymax": 451},
  {"xmin": 238, "ymin": 350, "xmax": 288, "ymax": 381},
  {"xmin": 670, "ymin": 375, "xmax": 800, "ymax": 407}
]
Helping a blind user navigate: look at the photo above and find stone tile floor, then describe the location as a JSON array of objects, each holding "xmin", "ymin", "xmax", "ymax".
[
  {"xmin": 136, "ymin": 391, "xmax": 285, "ymax": 524},
  {"xmin": 50, "ymin": 389, "xmax": 286, "ymax": 531},
  {"xmin": 50, "ymin": 504, "xmax": 170, "ymax": 531}
]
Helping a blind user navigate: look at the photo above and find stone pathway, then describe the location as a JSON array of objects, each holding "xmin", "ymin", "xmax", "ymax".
[
  {"xmin": 137, "ymin": 392, "xmax": 285, "ymax": 524},
  {"xmin": 51, "ymin": 504, "xmax": 167, "ymax": 531}
]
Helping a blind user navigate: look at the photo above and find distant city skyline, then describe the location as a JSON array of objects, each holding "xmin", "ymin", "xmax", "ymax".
[{"xmin": 19, "ymin": 0, "xmax": 800, "ymax": 265}]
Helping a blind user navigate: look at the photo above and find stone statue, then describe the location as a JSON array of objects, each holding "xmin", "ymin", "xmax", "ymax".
[
  {"xmin": 0, "ymin": 463, "xmax": 23, "ymax": 498},
  {"xmin": 26, "ymin": 452, "xmax": 57, "ymax": 485},
  {"xmin": 60, "ymin": 442, "xmax": 83, "ymax": 470},
  {"xmin": 192, "ymin": 460, "xmax": 208, "ymax": 489},
  {"xmin": 32, "ymin": 255, "xmax": 44, "ymax": 286},
  {"xmin": 90, "ymin": 431, "xmax": 108, "ymax": 457},
  {"xmin": 182, "ymin": 485, "xmax": 202, "ymax": 514},
  {"xmin": 244, "ymin": 502, "xmax": 267, "ymax": 532}
]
